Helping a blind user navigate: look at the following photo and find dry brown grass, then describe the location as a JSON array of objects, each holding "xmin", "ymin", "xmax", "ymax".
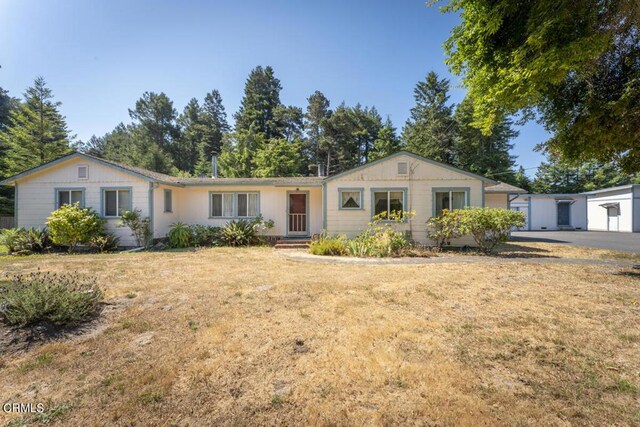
[{"xmin": 1, "ymin": 246, "xmax": 639, "ymax": 426}]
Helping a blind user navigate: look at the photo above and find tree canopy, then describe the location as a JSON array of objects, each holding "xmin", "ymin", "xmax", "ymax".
[{"xmin": 434, "ymin": 0, "xmax": 640, "ymax": 172}]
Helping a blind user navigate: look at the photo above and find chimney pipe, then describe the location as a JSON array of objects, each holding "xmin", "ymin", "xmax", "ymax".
[
  {"xmin": 211, "ymin": 155, "xmax": 218, "ymax": 178},
  {"xmin": 317, "ymin": 162, "xmax": 326, "ymax": 177}
]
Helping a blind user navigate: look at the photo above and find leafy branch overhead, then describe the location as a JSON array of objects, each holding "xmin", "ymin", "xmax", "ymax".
[{"xmin": 434, "ymin": 0, "xmax": 640, "ymax": 172}]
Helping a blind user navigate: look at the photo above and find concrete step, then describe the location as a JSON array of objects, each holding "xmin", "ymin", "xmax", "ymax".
[
  {"xmin": 274, "ymin": 239, "xmax": 310, "ymax": 250},
  {"xmin": 274, "ymin": 243, "xmax": 310, "ymax": 250}
]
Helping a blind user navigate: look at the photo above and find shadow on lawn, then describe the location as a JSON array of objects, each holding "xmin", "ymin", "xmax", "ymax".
[{"xmin": 494, "ymin": 243, "xmax": 560, "ymax": 259}]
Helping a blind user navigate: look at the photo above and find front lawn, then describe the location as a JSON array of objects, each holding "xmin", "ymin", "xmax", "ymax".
[{"xmin": 0, "ymin": 246, "xmax": 639, "ymax": 425}]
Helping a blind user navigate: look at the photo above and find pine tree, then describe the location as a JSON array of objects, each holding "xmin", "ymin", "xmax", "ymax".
[
  {"xmin": 0, "ymin": 86, "xmax": 21, "ymax": 215},
  {"xmin": 351, "ymin": 105, "xmax": 383, "ymax": 163},
  {"xmin": 402, "ymin": 72, "xmax": 456, "ymax": 164},
  {"xmin": 324, "ymin": 104, "xmax": 359, "ymax": 174},
  {"xmin": 253, "ymin": 138, "xmax": 303, "ymax": 177},
  {"xmin": 1, "ymin": 77, "xmax": 72, "ymax": 175},
  {"xmin": 233, "ymin": 66, "xmax": 283, "ymax": 139},
  {"xmin": 453, "ymin": 96, "xmax": 517, "ymax": 181},
  {"xmin": 512, "ymin": 166, "xmax": 533, "ymax": 192},
  {"xmin": 128, "ymin": 92, "xmax": 178, "ymax": 173},
  {"xmin": 304, "ymin": 91, "xmax": 332, "ymax": 172},
  {"xmin": 370, "ymin": 117, "xmax": 402, "ymax": 161},
  {"xmin": 195, "ymin": 90, "xmax": 229, "ymax": 171},
  {"xmin": 174, "ymin": 98, "xmax": 206, "ymax": 174},
  {"xmin": 218, "ymin": 131, "xmax": 265, "ymax": 178}
]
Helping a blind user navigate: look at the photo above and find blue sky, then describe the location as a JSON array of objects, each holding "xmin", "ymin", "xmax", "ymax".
[{"xmin": 0, "ymin": 0, "xmax": 548, "ymax": 175}]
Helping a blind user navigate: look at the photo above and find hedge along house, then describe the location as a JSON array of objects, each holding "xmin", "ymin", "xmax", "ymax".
[{"xmin": 0, "ymin": 151, "xmax": 520, "ymax": 246}]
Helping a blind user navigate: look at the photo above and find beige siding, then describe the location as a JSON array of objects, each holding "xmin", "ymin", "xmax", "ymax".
[
  {"xmin": 169, "ymin": 186, "xmax": 322, "ymax": 238},
  {"xmin": 485, "ymin": 193, "xmax": 508, "ymax": 209},
  {"xmin": 152, "ymin": 184, "xmax": 181, "ymax": 238},
  {"xmin": 16, "ymin": 158, "xmax": 150, "ymax": 246},
  {"xmin": 325, "ymin": 154, "xmax": 484, "ymax": 245}
]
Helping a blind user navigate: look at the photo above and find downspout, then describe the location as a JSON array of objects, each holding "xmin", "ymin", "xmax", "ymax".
[
  {"xmin": 322, "ymin": 182, "xmax": 327, "ymax": 231},
  {"xmin": 14, "ymin": 182, "xmax": 18, "ymax": 228},
  {"xmin": 148, "ymin": 182, "xmax": 156, "ymax": 243}
]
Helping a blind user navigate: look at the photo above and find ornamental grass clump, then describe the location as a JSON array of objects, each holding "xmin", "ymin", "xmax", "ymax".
[{"xmin": 0, "ymin": 270, "xmax": 103, "ymax": 326}]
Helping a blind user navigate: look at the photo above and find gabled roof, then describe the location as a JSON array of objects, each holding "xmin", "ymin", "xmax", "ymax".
[
  {"xmin": 485, "ymin": 182, "xmax": 527, "ymax": 193},
  {"xmin": 0, "ymin": 150, "xmax": 498, "ymax": 188},
  {"xmin": 0, "ymin": 152, "xmax": 324, "ymax": 187},
  {"xmin": 322, "ymin": 151, "xmax": 498, "ymax": 184}
]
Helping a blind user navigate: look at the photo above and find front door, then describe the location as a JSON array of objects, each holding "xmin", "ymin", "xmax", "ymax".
[
  {"xmin": 288, "ymin": 192, "xmax": 308, "ymax": 236},
  {"xmin": 557, "ymin": 202, "xmax": 571, "ymax": 227},
  {"xmin": 607, "ymin": 206, "xmax": 619, "ymax": 231}
]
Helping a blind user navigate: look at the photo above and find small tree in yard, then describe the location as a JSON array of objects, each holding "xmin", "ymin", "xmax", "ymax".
[
  {"xmin": 458, "ymin": 208, "xmax": 525, "ymax": 254},
  {"xmin": 427, "ymin": 209, "xmax": 464, "ymax": 248},
  {"xmin": 46, "ymin": 204, "xmax": 105, "ymax": 252},
  {"xmin": 119, "ymin": 209, "xmax": 152, "ymax": 248}
]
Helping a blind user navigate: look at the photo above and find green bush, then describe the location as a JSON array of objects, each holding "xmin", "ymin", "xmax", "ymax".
[
  {"xmin": 46, "ymin": 204, "xmax": 105, "ymax": 252},
  {"xmin": 0, "ymin": 271, "xmax": 103, "ymax": 326},
  {"xmin": 427, "ymin": 209, "xmax": 464, "ymax": 247},
  {"xmin": 219, "ymin": 220, "xmax": 256, "ymax": 246},
  {"xmin": 190, "ymin": 225, "xmax": 222, "ymax": 247},
  {"xmin": 0, "ymin": 228, "xmax": 24, "ymax": 253},
  {"xmin": 167, "ymin": 222, "xmax": 192, "ymax": 248},
  {"xmin": 118, "ymin": 209, "xmax": 151, "ymax": 248},
  {"xmin": 90, "ymin": 233, "xmax": 120, "ymax": 253},
  {"xmin": 346, "ymin": 211, "xmax": 413, "ymax": 257},
  {"xmin": 15, "ymin": 227, "xmax": 51, "ymax": 254},
  {"xmin": 309, "ymin": 234, "xmax": 348, "ymax": 256},
  {"xmin": 458, "ymin": 208, "xmax": 526, "ymax": 254}
]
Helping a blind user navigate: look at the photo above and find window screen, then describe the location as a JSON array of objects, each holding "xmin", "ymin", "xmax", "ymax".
[{"xmin": 340, "ymin": 190, "xmax": 361, "ymax": 209}]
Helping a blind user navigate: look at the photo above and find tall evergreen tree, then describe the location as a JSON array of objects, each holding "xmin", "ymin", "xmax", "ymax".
[
  {"xmin": 532, "ymin": 155, "xmax": 639, "ymax": 193},
  {"xmin": 218, "ymin": 130, "xmax": 265, "ymax": 178},
  {"xmin": 0, "ymin": 87, "xmax": 21, "ymax": 215},
  {"xmin": 194, "ymin": 89, "xmax": 230, "ymax": 174},
  {"xmin": 233, "ymin": 66, "xmax": 282, "ymax": 139},
  {"xmin": 453, "ymin": 97, "xmax": 518, "ymax": 181},
  {"xmin": 512, "ymin": 166, "xmax": 533, "ymax": 193},
  {"xmin": 128, "ymin": 91, "xmax": 178, "ymax": 173},
  {"xmin": 402, "ymin": 72, "xmax": 456, "ymax": 164},
  {"xmin": 0, "ymin": 77, "xmax": 72, "ymax": 175},
  {"xmin": 370, "ymin": 117, "xmax": 402, "ymax": 161},
  {"xmin": 253, "ymin": 138, "xmax": 303, "ymax": 177},
  {"xmin": 174, "ymin": 98, "xmax": 206, "ymax": 174},
  {"xmin": 351, "ymin": 104, "xmax": 383, "ymax": 163},
  {"xmin": 304, "ymin": 91, "xmax": 332, "ymax": 172},
  {"xmin": 324, "ymin": 103, "xmax": 359, "ymax": 174}
]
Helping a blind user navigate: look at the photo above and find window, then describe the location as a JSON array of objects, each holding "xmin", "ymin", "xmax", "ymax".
[
  {"xmin": 237, "ymin": 193, "xmax": 259, "ymax": 217},
  {"xmin": 397, "ymin": 162, "xmax": 408, "ymax": 175},
  {"xmin": 164, "ymin": 189, "xmax": 173, "ymax": 213},
  {"xmin": 56, "ymin": 189, "xmax": 84, "ymax": 209},
  {"xmin": 210, "ymin": 192, "xmax": 259, "ymax": 218},
  {"xmin": 77, "ymin": 165, "xmax": 88, "ymax": 180},
  {"xmin": 434, "ymin": 189, "xmax": 467, "ymax": 216},
  {"xmin": 373, "ymin": 190, "xmax": 404, "ymax": 219},
  {"xmin": 339, "ymin": 189, "xmax": 362, "ymax": 209},
  {"xmin": 103, "ymin": 188, "xmax": 132, "ymax": 217}
]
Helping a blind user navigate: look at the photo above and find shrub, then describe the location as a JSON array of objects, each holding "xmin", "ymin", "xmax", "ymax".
[
  {"xmin": 118, "ymin": 209, "xmax": 151, "ymax": 248},
  {"xmin": 190, "ymin": 225, "xmax": 222, "ymax": 247},
  {"xmin": 0, "ymin": 228, "xmax": 24, "ymax": 253},
  {"xmin": 219, "ymin": 220, "xmax": 256, "ymax": 246},
  {"xmin": 167, "ymin": 222, "xmax": 192, "ymax": 248},
  {"xmin": 347, "ymin": 211, "xmax": 414, "ymax": 257},
  {"xmin": 46, "ymin": 204, "xmax": 105, "ymax": 252},
  {"xmin": 15, "ymin": 227, "xmax": 51, "ymax": 254},
  {"xmin": 309, "ymin": 234, "xmax": 348, "ymax": 256},
  {"xmin": 90, "ymin": 233, "xmax": 120, "ymax": 253},
  {"xmin": 427, "ymin": 209, "xmax": 464, "ymax": 248},
  {"xmin": 457, "ymin": 207, "xmax": 526, "ymax": 254},
  {"xmin": 0, "ymin": 270, "xmax": 103, "ymax": 326}
]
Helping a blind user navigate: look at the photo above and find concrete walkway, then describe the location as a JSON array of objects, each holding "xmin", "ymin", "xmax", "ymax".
[
  {"xmin": 511, "ymin": 231, "xmax": 639, "ymax": 253},
  {"xmin": 278, "ymin": 250, "xmax": 638, "ymax": 267}
]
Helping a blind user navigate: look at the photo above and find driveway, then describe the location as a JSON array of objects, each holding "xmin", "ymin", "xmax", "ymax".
[{"xmin": 511, "ymin": 231, "xmax": 639, "ymax": 253}]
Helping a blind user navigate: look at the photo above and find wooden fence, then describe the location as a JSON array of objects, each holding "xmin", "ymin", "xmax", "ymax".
[{"xmin": 0, "ymin": 216, "xmax": 15, "ymax": 229}]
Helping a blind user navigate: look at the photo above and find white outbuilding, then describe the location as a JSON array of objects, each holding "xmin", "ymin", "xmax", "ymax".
[{"xmin": 583, "ymin": 184, "xmax": 640, "ymax": 232}]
